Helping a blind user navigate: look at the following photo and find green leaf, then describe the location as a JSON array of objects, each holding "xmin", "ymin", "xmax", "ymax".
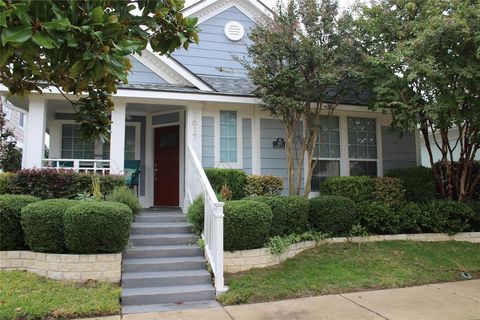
[
  {"xmin": 0, "ymin": 46, "xmax": 14, "ymax": 65},
  {"xmin": 32, "ymin": 31, "xmax": 56, "ymax": 49},
  {"xmin": 1, "ymin": 26, "xmax": 32, "ymax": 46},
  {"xmin": 91, "ymin": 6, "xmax": 104, "ymax": 24},
  {"xmin": 0, "ymin": 0, "xmax": 6, "ymax": 7},
  {"xmin": 42, "ymin": 18, "xmax": 71, "ymax": 31},
  {"xmin": 0, "ymin": 11, "xmax": 6, "ymax": 27}
]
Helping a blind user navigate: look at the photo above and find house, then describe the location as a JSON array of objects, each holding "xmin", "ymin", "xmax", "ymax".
[
  {"xmin": 0, "ymin": 96, "xmax": 25, "ymax": 149},
  {"xmin": 0, "ymin": 0, "xmax": 421, "ymax": 209}
]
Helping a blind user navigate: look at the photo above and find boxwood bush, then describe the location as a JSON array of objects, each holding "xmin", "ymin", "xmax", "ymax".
[
  {"xmin": 373, "ymin": 177, "xmax": 405, "ymax": 206},
  {"xmin": 20, "ymin": 199, "xmax": 79, "ymax": 253},
  {"xmin": 244, "ymin": 175, "xmax": 284, "ymax": 197},
  {"xmin": 248, "ymin": 195, "xmax": 309, "ymax": 236},
  {"xmin": 224, "ymin": 200, "xmax": 272, "ymax": 251},
  {"xmin": 0, "ymin": 172, "xmax": 12, "ymax": 194},
  {"xmin": 7, "ymin": 169, "xmax": 124, "ymax": 199},
  {"xmin": 392, "ymin": 202, "xmax": 424, "ymax": 234},
  {"xmin": 419, "ymin": 200, "xmax": 474, "ymax": 234},
  {"xmin": 0, "ymin": 195, "xmax": 40, "ymax": 250},
  {"xmin": 205, "ymin": 168, "xmax": 247, "ymax": 200},
  {"xmin": 309, "ymin": 196, "xmax": 357, "ymax": 236},
  {"xmin": 64, "ymin": 202, "xmax": 133, "ymax": 254},
  {"xmin": 386, "ymin": 166, "xmax": 437, "ymax": 203},
  {"xmin": 106, "ymin": 186, "xmax": 141, "ymax": 215},
  {"xmin": 357, "ymin": 202, "xmax": 401, "ymax": 235},
  {"xmin": 187, "ymin": 195, "xmax": 204, "ymax": 235},
  {"xmin": 319, "ymin": 176, "xmax": 375, "ymax": 203}
]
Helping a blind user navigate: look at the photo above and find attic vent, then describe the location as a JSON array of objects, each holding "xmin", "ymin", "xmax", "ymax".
[{"xmin": 224, "ymin": 21, "xmax": 245, "ymax": 41}]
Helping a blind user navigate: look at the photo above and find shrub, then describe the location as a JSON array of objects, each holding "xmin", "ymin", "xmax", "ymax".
[
  {"xmin": 309, "ymin": 196, "xmax": 357, "ymax": 236},
  {"xmin": 187, "ymin": 196, "xmax": 204, "ymax": 235},
  {"xmin": 204, "ymin": 168, "xmax": 247, "ymax": 200},
  {"xmin": 244, "ymin": 175, "xmax": 284, "ymax": 197},
  {"xmin": 248, "ymin": 196, "xmax": 309, "ymax": 237},
  {"xmin": 0, "ymin": 195, "xmax": 39, "ymax": 250},
  {"xmin": 466, "ymin": 201, "xmax": 480, "ymax": 231},
  {"xmin": 224, "ymin": 200, "xmax": 272, "ymax": 251},
  {"xmin": 386, "ymin": 166, "xmax": 437, "ymax": 203},
  {"xmin": 20, "ymin": 199, "xmax": 79, "ymax": 253},
  {"xmin": 419, "ymin": 200, "xmax": 474, "ymax": 234},
  {"xmin": 7, "ymin": 169, "xmax": 124, "ymax": 199},
  {"xmin": 319, "ymin": 176, "xmax": 375, "ymax": 203},
  {"xmin": 392, "ymin": 202, "xmax": 424, "ymax": 234},
  {"xmin": 64, "ymin": 202, "xmax": 133, "ymax": 253},
  {"xmin": 0, "ymin": 172, "xmax": 12, "ymax": 194},
  {"xmin": 106, "ymin": 186, "xmax": 141, "ymax": 215},
  {"xmin": 357, "ymin": 202, "xmax": 401, "ymax": 234},
  {"xmin": 373, "ymin": 177, "xmax": 405, "ymax": 205}
]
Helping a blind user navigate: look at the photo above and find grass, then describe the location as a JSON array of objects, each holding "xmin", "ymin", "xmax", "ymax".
[
  {"xmin": 219, "ymin": 241, "xmax": 480, "ymax": 305},
  {"xmin": 0, "ymin": 271, "xmax": 121, "ymax": 320}
]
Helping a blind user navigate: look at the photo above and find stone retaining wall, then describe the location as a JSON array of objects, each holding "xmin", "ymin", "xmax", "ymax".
[
  {"xmin": 224, "ymin": 232, "xmax": 480, "ymax": 273},
  {"xmin": 0, "ymin": 251, "xmax": 121, "ymax": 282}
]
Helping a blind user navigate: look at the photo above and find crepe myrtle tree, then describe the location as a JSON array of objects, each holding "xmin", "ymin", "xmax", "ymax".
[
  {"xmin": 357, "ymin": 0, "xmax": 480, "ymax": 202},
  {"xmin": 242, "ymin": 0, "xmax": 363, "ymax": 196},
  {"xmin": 0, "ymin": 0, "xmax": 199, "ymax": 141}
]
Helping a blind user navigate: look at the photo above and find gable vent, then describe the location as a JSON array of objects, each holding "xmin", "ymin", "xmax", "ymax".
[{"xmin": 224, "ymin": 21, "xmax": 245, "ymax": 42}]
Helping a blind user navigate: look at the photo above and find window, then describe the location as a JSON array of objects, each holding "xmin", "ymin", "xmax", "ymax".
[
  {"xmin": 311, "ymin": 116, "xmax": 341, "ymax": 191},
  {"xmin": 61, "ymin": 124, "xmax": 95, "ymax": 159},
  {"xmin": 18, "ymin": 113, "xmax": 24, "ymax": 128},
  {"xmin": 220, "ymin": 111, "xmax": 237, "ymax": 163},
  {"xmin": 347, "ymin": 117, "xmax": 378, "ymax": 176},
  {"xmin": 102, "ymin": 125, "xmax": 137, "ymax": 160}
]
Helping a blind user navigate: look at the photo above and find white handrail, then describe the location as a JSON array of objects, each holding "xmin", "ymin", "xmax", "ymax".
[
  {"xmin": 185, "ymin": 145, "xmax": 228, "ymax": 294},
  {"xmin": 42, "ymin": 159, "xmax": 111, "ymax": 175}
]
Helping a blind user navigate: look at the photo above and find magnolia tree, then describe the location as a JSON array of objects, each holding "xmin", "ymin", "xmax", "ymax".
[
  {"xmin": 0, "ymin": 0, "xmax": 199, "ymax": 140},
  {"xmin": 357, "ymin": 0, "xmax": 480, "ymax": 202},
  {"xmin": 243, "ymin": 0, "xmax": 362, "ymax": 196}
]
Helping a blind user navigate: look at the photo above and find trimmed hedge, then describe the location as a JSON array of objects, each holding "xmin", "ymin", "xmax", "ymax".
[
  {"xmin": 248, "ymin": 195, "xmax": 309, "ymax": 237},
  {"xmin": 244, "ymin": 175, "xmax": 284, "ymax": 197},
  {"xmin": 392, "ymin": 202, "xmax": 424, "ymax": 234},
  {"xmin": 0, "ymin": 195, "xmax": 40, "ymax": 250},
  {"xmin": 357, "ymin": 202, "xmax": 401, "ymax": 234},
  {"xmin": 319, "ymin": 176, "xmax": 375, "ymax": 203},
  {"xmin": 7, "ymin": 169, "xmax": 124, "ymax": 199},
  {"xmin": 224, "ymin": 200, "xmax": 272, "ymax": 251},
  {"xmin": 106, "ymin": 186, "xmax": 141, "ymax": 215},
  {"xmin": 309, "ymin": 196, "xmax": 357, "ymax": 236},
  {"xmin": 373, "ymin": 177, "xmax": 405, "ymax": 205},
  {"xmin": 187, "ymin": 195, "xmax": 204, "ymax": 235},
  {"xmin": 20, "ymin": 199, "xmax": 79, "ymax": 253},
  {"xmin": 386, "ymin": 166, "xmax": 437, "ymax": 203},
  {"xmin": 419, "ymin": 200, "xmax": 474, "ymax": 234},
  {"xmin": 205, "ymin": 168, "xmax": 247, "ymax": 200},
  {"xmin": 0, "ymin": 172, "xmax": 12, "ymax": 194},
  {"xmin": 64, "ymin": 202, "xmax": 133, "ymax": 253}
]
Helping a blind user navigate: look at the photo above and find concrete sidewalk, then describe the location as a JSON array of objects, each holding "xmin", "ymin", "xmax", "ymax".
[{"xmin": 122, "ymin": 280, "xmax": 480, "ymax": 320}]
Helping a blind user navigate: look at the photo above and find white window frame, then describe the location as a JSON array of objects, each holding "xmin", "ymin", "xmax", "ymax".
[
  {"xmin": 211, "ymin": 109, "xmax": 244, "ymax": 169},
  {"xmin": 18, "ymin": 112, "xmax": 24, "ymax": 129}
]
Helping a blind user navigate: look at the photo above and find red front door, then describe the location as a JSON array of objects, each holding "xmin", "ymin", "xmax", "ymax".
[{"xmin": 154, "ymin": 125, "xmax": 180, "ymax": 206}]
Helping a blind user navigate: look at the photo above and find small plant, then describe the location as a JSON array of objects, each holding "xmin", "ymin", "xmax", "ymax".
[
  {"xmin": 91, "ymin": 175, "xmax": 102, "ymax": 201},
  {"xmin": 220, "ymin": 184, "xmax": 232, "ymax": 201},
  {"xmin": 244, "ymin": 175, "xmax": 284, "ymax": 197},
  {"xmin": 349, "ymin": 224, "xmax": 370, "ymax": 237},
  {"xmin": 106, "ymin": 186, "xmax": 141, "ymax": 215},
  {"xmin": 197, "ymin": 238, "xmax": 205, "ymax": 250},
  {"xmin": 187, "ymin": 195, "xmax": 205, "ymax": 235},
  {"xmin": 76, "ymin": 191, "xmax": 94, "ymax": 201},
  {"xmin": 265, "ymin": 231, "xmax": 328, "ymax": 255}
]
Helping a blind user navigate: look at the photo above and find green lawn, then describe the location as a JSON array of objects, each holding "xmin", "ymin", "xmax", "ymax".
[
  {"xmin": 219, "ymin": 241, "xmax": 480, "ymax": 305},
  {"xmin": 0, "ymin": 271, "xmax": 120, "ymax": 320}
]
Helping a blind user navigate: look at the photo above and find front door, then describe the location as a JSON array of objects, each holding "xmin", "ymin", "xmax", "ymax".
[{"xmin": 154, "ymin": 125, "xmax": 180, "ymax": 206}]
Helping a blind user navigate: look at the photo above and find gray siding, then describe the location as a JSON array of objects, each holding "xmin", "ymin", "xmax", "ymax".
[
  {"xmin": 128, "ymin": 56, "xmax": 168, "ymax": 85},
  {"xmin": 382, "ymin": 126, "xmax": 417, "ymax": 174},
  {"xmin": 172, "ymin": 6, "xmax": 254, "ymax": 78},
  {"xmin": 202, "ymin": 116, "xmax": 215, "ymax": 167},
  {"xmin": 152, "ymin": 112, "xmax": 179, "ymax": 126},
  {"xmin": 242, "ymin": 118, "xmax": 252, "ymax": 174},
  {"xmin": 260, "ymin": 119, "xmax": 288, "ymax": 192}
]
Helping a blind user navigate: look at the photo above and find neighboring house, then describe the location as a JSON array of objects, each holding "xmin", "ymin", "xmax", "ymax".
[
  {"xmin": 0, "ymin": 96, "xmax": 25, "ymax": 148},
  {"xmin": 0, "ymin": 0, "xmax": 421, "ymax": 208},
  {"xmin": 420, "ymin": 129, "xmax": 480, "ymax": 167}
]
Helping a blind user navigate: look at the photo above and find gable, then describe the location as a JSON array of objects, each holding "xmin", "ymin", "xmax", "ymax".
[
  {"xmin": 128, "ymin": 56, "xmax": 168, "ymax": 85},
  {"xmin": 172, "ymin": 5, "xmax": 256, "ymax": 79}
]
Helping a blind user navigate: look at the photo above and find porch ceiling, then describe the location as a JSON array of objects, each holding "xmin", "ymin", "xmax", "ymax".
[{"xmin": 127, "ymin": 103, "xmax": 183, "ymax": 114}]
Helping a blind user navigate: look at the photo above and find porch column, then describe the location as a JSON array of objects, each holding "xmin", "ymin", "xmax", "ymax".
[
  {"xmin": 185, "ymin": 103, "xmax": 203, "ymax": 159},
  {"xmin": 24, "ymin": 96, "xmax": 46, "ymax": 168},
  {"xmin": 110, "ymin": 100, "xmax": 126, "ymax": 174}
]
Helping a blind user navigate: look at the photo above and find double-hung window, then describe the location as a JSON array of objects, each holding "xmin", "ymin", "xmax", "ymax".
[
  {"xmin": 220, "ymin": 111, "xmax": 237, "ymax": 163},
  {"xmin": 311, "ymin": 116, "xmax": 341, "ymax": 191},
  {"xmin": 61, "ymin": 124, "xmax": 95, "ymax": 159},
  {"xmin": 347, "ymin": 117, "xmax": 378, "ymax": 176}
]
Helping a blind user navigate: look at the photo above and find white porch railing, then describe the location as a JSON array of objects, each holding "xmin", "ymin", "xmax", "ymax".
[
  {"xmin": 185, "ymin": 145, "xmax": 227, "ymax": 294},
  {"xmin": 42, "ymin": 159, "xmax": 111, "ymax": 175}
]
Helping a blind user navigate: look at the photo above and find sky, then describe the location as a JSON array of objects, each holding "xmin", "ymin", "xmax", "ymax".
[{"xmin": 184, "ymin": 0, "xmax": 357, "ymax": 12}]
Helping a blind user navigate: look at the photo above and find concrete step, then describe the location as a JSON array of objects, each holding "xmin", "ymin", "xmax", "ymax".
[
  {"xmin": 122, "ymin": 300, "xmax": 220, "ymax": 315},
  {"xmin": 135, "ymin": 214, "xmax": 187, "ymax": 223},
  {"xmin": 121, "ymin": 284, "xmax": 215, "ymax": 306},
  {"xmin": 124, "ymin": 245, "xmax": 202, "ymax": 259},
  {"xmin": 131, "ymin": 222, "xmax": 193, "ymax": 235},
  {"xmin": 122, "ymin": 269, "xmax": 212, "ymax": 288},
  {"xmin": 129, "ymin": 233, "xmax": 199, "ymax": 246},
  {"xmin": 122, "ymin": 256, "xmax": 206, "ymax": 272}
]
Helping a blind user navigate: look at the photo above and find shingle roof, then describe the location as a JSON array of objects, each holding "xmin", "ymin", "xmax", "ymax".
[{"xmin": 199, "ymin": 76, "xmax": 256, "ymax": 96}]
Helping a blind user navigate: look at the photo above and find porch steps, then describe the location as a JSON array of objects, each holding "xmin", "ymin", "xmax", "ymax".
[{"xmin": 121, "ymin": 209, "xmax": 218, "ymax": 314}]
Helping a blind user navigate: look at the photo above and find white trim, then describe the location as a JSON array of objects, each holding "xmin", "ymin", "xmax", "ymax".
[
  {"xmin": 251, "ymin": 106, "xmax": 261, "ymax": 174},
  {"xmin": 133, "ymin": 51, "xmax": 190, "ymax": 86},
  {"xmin": 145, "ymin": 113, "xmax": 154, "ymax": 206},
  {"xmin": 213, "ymin": 110, "xmax": 243, "ymax": 169},
  {"xmin": 183, "ymin": 0, "xmax": 271, "ymax": 23}
]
